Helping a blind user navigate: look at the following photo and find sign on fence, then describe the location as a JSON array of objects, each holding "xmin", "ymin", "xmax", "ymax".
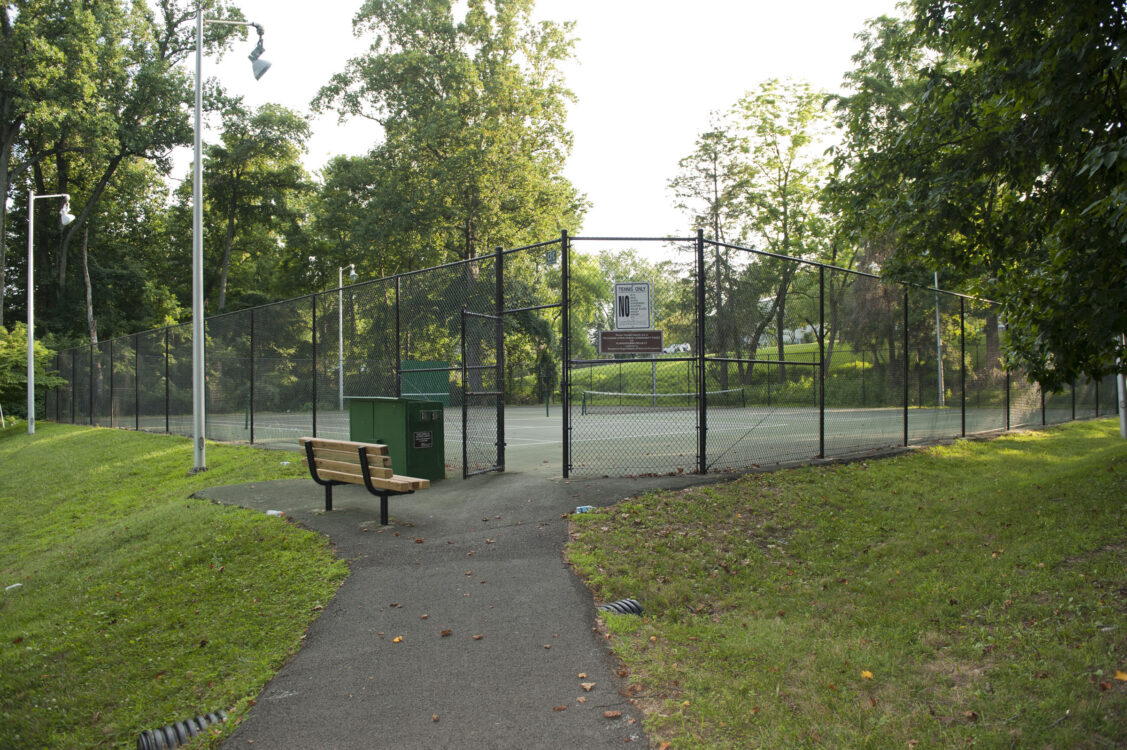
[
  {"xmin": 614, "ymin": 282, "xmax": 651, "ymax": 330},
  {"xmin": 599, "ymin": 329, "xmax": 663, "ymax": 354}
]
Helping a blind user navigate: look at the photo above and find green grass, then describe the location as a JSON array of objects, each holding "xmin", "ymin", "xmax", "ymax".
[
  {"xmin": 0, "ymin": 423, "xmax": 349, "ymax": 749},
  {"xmin": 568, "ymin": 419, "xmax": 1127, "ymax": 748}
]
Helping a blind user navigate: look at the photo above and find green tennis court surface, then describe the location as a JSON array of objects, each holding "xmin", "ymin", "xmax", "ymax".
[{"xmin": 143, "ymin": 403, "xmax": 1050, "ymax": 477}]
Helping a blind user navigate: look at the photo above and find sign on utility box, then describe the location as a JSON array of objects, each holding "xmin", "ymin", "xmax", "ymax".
[{"xmin": 614, "ymin": 282, "xmax": 652, "ymax": 330}]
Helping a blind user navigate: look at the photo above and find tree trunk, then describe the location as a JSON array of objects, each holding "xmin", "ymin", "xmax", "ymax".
[
  {"xmin": 82, "ymin": 226, "xmax": 98, "ymax": 346},
  {"xmin": 0, "ymin": 131, "xmax": 11, "ymax": 329},
  {"xmin": 217, "ymin": 186, "xmax": 239, "ymax": 312}
]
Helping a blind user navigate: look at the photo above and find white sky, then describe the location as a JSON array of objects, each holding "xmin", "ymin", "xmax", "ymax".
[{"xmin": 187, "ymin": 0, "xmax": 903, "ymax": 237}]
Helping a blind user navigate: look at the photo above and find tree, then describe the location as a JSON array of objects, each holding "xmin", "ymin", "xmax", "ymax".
[
  {"xmin": 734, "ymin": 79, "xmax": 831, "ymax": 378},
  {"xmin": 0, "ymin": 323, "xmax": 63, "ymax": 420},
  {"xmin": 6, "ymin": 0, "xmax": 254, "ymax": 339},
  {"xmin": 202, "ymin": 102, "xmax": 311, "ymax": 312},
  {"xmin": 0, "ymin": 0, "xmax": 98, "ymax": 327},
  {"xmin": 313, "ymin": 0, "xmax": 586, "ymax": 268},
  {"xmin": 837, "ymin": 1, "xmax": 1127, "ymax": 388}
]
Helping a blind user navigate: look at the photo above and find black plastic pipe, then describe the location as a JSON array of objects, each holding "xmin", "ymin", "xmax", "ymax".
[{"xmin": 136, "ymin": 710, "xmax": 226, "ymax": 750}]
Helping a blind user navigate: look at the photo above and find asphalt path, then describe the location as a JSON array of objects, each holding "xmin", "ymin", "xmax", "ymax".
[{"xmin": 200, "ymin": 465, "xmax": 736, "ymax": 749}]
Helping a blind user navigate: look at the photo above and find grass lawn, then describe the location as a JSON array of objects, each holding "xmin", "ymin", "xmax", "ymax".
[
  {"xmin": 568, "ymin": 419, "xmax": 1127, "ymax": 748},
  {"xmin": 0, "ymin": 422, "xmax": 348, "ymax": 749}
]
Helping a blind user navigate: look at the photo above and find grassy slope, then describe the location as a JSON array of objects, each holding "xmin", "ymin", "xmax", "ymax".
[
  {"xmin": 569, "ymin": 419, "xmax": 1127, "ymax": 748},
  {"xmin": 0, "ymin": 423, "xmax": 348, "ymax": 748}
]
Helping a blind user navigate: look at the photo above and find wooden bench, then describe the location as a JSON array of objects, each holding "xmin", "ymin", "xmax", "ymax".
[{"xmin": 299, "ymin": 437, "xmax": 430, "ymax": 525}]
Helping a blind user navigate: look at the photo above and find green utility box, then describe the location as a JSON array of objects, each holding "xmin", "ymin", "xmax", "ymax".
[{"xmin": 346, "ymin": 397, "xmax": 445, "ymax": 481}]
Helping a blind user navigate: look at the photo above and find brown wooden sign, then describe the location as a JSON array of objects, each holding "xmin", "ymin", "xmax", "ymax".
[{"xmin": 599, "ymin": 329, "xmax": 663, "ymax": 354}]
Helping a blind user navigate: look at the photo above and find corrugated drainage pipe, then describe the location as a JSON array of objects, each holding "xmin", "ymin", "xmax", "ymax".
[
  {"xmin": 136, "ymin": 710, "xmax": 227, "ymax": 750},
  {"xmin": 598, "ymin": 598, "xmax": 644, "ymax": 615}
]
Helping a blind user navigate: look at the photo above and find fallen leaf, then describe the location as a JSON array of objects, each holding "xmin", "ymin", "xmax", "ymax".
[
  {"xmin": 431, "ymin": 714, "xmax": 439, "ymax": 722},
  {"xmin": 869, "ymin": 697, "xmax": 877, "ymax": 707},
  {"xmin": 861, "ymin": 670, "xmax": 874, "ymax": 680},
  {"xmin": 1115, "ymin": 670, "xmax": 1127, "ymax": 681},
  {"xmin": 577, "ymin": 673, "xmax": 588, "ymax": 679},
  {"xmin": 581, "ymin": 682, "xmax": 595, "ymax": 692},
  {"xmin": 544, "ymin": 644, "xmax": 551, "ymax": 649},
  {"xmin": 420, "ymin": 614, "xmax": 429, "ymax": 620},
  {"xmin": 576, "ymin": 696, "xmax": 587, "ymax": 703},
  {"xmin": 603, "ymin": 710, "xmax": 622, "ymax": 718},
  {"xmin": 473, "ymin": 634, "xmax": 483, "ymax": 640},
  {"xmin": 415, "ymin": 538, "xmax": 424, "ymax": 544},
  {"xmin": 964, "ymin": 711, "xmax": 979, "ymax": 722},
  {"xmin": 553, "ymin": 705, "xmax": 567, "ymax": 712},
  {"xmin": 392, "ymin": 636, "xmax": 403, "ymax": 643},
  {"xmin": 1099, "ymin": 681, "xmax": 1112, "ymax": 691},
  {"xmin": 440, "ymin": 630, "xmax": 452, "ymax": 637}
]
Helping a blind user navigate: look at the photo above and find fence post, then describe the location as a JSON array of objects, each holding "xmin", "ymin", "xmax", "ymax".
[
  {"xmin": 56, "ymin": 353, "xmax": 62, "ymax": 423},
  {"xmin": 960, "ymin": 297, "xmax": 966, "ymax": 437},
  {"xmin": 495, "ymin": 246, "xmax": 505, "ymax": 471},
  {"xmin": 461, "ymin": 307, "xmax": 468, "ymax": 476},
  {"xmin": 1005, "ymin": 370, "xmax": 1011, "ymax": 430},
  {"xmin": 697, "ymin": 229, "xmax": 707, "ymax": 474},
  {"xmin": 561, "ymin": 229, "xmax": 570, "ymax": 478},
  {"xmin": 311, "ymin": 297, "xmax": 318, "ymax": 438},
  {"xmin": 87, "ymin": 342, "xmax": 93, "ymax": 424},
  {"xmin": 135, "ymin": 334, "xmax": 140, "ymax": 431},
  {"xmin": 109, "ymin": 338, "xmax": 115, "ymax": 428},
  {"xmin": 903, "ymin": 288, "xmax": 909, "ymax": 446},
  {"xmin": 72, "ymin": 348, "xmax": 77, "ymax": 424},
  {"xmin": 818, "ymin": 265, "xmax": 825, "ymax": 459},
  {"xmin": 395, "ymin": 275, "xmax": 402, "ymax": 398},
  {"xmin": 250, "ymin": 309, "xmax": 256, "ymax": 445},
  {"xmin": 164, "ymin": 327, "xmax": 170, "ymax": 434}
]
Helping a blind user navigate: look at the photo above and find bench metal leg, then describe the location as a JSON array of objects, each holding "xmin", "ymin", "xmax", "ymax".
[
  {"xmin": 379, "ymin": 492, "xmax": 389, "ymax": 526},
  {"xmin": 325, "ymin": 483, "xmax": 333, "ymax": 512}
]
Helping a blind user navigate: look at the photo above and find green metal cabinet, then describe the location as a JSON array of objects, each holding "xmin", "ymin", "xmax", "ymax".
[{"xmin": 346, "ymin": 396, "xmax": 445, "ymax": 481}]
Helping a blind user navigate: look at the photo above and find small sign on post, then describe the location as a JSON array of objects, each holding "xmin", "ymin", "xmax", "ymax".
[{"xmin": 614, "ymin": 282, "xmax": 651, "ymax": 330}]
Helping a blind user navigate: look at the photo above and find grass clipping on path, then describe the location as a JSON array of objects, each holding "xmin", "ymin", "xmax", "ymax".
[
  {"xmin": 0, "ymin": 423, "xmax": 348, "ymax": 749},
  {"xmin": 568, "ymin": 420, "xmax": 1127, "ymax": 748}
]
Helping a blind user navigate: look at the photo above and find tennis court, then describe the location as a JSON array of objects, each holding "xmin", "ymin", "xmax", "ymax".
[{"xmin": 164, "ymin": 400, "xmax": 1053, "ymax": 478}]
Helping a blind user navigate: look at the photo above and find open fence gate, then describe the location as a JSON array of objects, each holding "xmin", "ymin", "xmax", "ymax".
[{"xmin": 460, "ymin": 306, "xmax": 505, "ymax": 478}]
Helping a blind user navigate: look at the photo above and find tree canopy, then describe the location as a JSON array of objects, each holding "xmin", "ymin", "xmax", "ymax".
[{"xmin": 832, "ymin": 1, "xmax": 1127, "ymax": 387}]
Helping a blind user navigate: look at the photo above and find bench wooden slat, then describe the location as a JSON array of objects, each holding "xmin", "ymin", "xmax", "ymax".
[
  {"xmin": 316, "ymin": 468, "xmax": 418, "ymax": 492},
  {"xmin": 302, "ymin": 457, "xmax": 393, "ymax": 479},
  {"xmin": 299, "ymin": 437, "xmax": 389, "ymax": 455},
  {"xmin": 311, "ymin": 448, "xmax": 392, "ymax": 467}
]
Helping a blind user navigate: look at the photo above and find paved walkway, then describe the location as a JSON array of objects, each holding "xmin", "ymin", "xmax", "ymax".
[{"xmin": 200, "ymin": 466, "xmax": 728, "ymax": 749}]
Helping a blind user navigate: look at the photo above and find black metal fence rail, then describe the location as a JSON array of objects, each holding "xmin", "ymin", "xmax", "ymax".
[{"xmin": 40, "ymin": 232, "xmax": 1121, "ymax": 479}]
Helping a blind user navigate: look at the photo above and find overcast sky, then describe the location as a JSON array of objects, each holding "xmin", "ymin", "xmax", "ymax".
[{"xmin": 184, "ymin": 0, "xmax": 903, "ymax": 237}]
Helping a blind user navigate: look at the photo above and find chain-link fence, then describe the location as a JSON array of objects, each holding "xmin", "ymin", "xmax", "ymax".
[{"xmin": 41, "ymin": 232, "xmax": 1121, "ymax": 479}]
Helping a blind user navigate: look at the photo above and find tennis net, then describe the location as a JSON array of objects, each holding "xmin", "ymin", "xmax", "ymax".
[{"xmin": 579, "ymin": 388, "xmax": 746, "ymax": 415}]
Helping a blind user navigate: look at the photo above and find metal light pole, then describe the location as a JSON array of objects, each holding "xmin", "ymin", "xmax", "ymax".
[
  {"xmin": 338, "ymin": 263, "xmax": 357, "ymax": 410},
  {"xmin": 26, "ymin": 192, "xmax": 75, "ymax": 435},
  {"xmin": 192, "ymin": 7, "xmax": 271, "ymax": 472}
]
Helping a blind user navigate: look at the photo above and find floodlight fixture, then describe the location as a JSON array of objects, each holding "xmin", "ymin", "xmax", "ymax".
[{"xmin": 248, "ymin": 27, "xmax": 271, "ymax": 80}]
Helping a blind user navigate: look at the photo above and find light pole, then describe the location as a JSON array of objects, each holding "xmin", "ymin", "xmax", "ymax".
[
  {"xmin": 191, "ymin": 8, "xmax": 271, "ymax": 472},
  {"xmin": 338, "ymin": 263, "xmax": 358, "ymax": 411},
  {"xmin": 26, "ymin": 192, "xmax": 75, "ymax": 435}
]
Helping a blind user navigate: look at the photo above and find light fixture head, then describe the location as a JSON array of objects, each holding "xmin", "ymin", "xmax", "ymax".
[
  {"xmin": 248, "ymin": 37, "xmax": 270, "ymax": 80},
  {"xmin": 59, "ymin": 202, "xmax": 75, "ymax": 227},
  {"xmin": 348, "ymin": 264, "xmax": 359, "ymax": 283}
]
